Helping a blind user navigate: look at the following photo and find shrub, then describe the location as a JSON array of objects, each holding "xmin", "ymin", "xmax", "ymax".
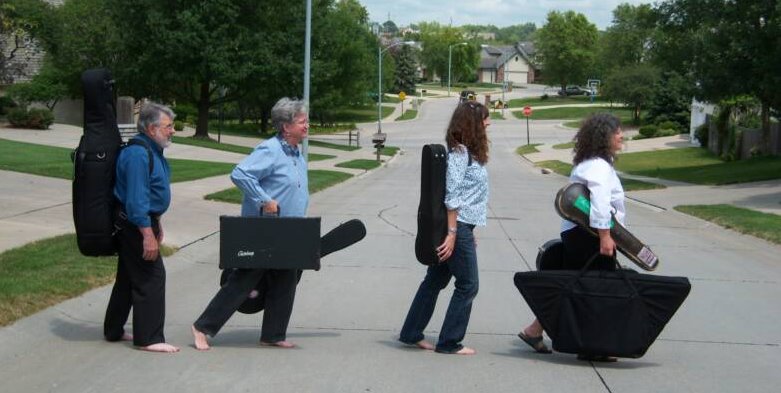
[
  {"xmin": 0, "ymin": 96, "xmax": 17, "ymax": 115},
  {"xmin": 657, "ymin": 120, "xmax": 681, "ymax": 133},
  {"xmin": 7, "ymin": 107, "xmax": 54, "ymax": 129},
  {"xmin": 638, "ymin": 125, "xmax": 658, "ymax": 138},
  {"xmin": 541, "ymin": 94, "xmax": 549, "ymax": 100},
  {"xmin": 695, "ymin": 123, "xmax": 709, "ymax": 147},
  {"xmin": 174, "ymin": 120, "xmax": 184, "ymax": 131}
]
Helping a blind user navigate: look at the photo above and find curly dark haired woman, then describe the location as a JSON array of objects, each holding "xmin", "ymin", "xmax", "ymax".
[
  {"xmin": 518, "ymin": 113, "xmax": 625, "ymax": 362},
  {"xmin": 399, "ymin": 101, "xmax": 490, "ymax": 355}
]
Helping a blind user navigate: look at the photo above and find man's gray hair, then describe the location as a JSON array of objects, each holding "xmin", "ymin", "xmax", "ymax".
[
  {"xmin": 137, "ymin": 102, "xmax": 176, "ymax": 134},
  {"xmin": 271, "ymin": 97, "xmax": 308, "ymax": 134}
]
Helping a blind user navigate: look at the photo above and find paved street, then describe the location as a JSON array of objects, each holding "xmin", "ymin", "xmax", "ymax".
[{"xmin": 0, "ymin": 96, "xmax": 780, "ymax": 392}]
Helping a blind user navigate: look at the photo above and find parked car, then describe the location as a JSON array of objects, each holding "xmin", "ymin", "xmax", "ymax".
[
  {"xmin": 459, "ymin": 90, "xmax": 476, "ymax": 103},
  {"xmin": 557, "ymin": 86, "xmax": 593, "ymax": 96}
]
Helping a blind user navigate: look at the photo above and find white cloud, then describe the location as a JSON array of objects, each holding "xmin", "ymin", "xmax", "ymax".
[{"xmin": 360, "ymin": 0, "xmax": 652, "ymax": 30}]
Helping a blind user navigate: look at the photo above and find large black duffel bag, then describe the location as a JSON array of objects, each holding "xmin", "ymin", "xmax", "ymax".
[{"xmin": 514, "ymin": 264, "xmax": 690, "ymax": 358}]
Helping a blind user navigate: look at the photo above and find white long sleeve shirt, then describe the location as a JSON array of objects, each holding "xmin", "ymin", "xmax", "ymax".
[{"xmin": 561, "ymin": 157, "xmax": 625, "ymax": 233}]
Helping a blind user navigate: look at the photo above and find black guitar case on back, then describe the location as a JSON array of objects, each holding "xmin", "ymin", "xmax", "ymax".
[
  {"xmin": 414, "ymin": 144, "xmax": 448, "ymax": 265},
  {"xmin": 72, "ymin": 69, "xmax": 123, "ymax": 256}
]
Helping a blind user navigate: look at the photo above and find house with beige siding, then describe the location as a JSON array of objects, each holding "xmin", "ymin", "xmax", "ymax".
[{"xmin": 477, "ymin": 41, "xmax": 538, "ymax": 85}]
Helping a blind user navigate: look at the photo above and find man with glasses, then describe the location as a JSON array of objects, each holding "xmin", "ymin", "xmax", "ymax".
[{"xmin": 103, "ymin": 102, "xmax": 179, "ymax": 353}]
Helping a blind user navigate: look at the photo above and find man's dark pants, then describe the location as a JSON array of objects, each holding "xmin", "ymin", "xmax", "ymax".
[
  {"xmin": 104, "ymin": 217, "xmax": 166, "ymax": 347},
  {"xmin": 193, "ymin": 268, "xmax": 298, "ymax": 343}
]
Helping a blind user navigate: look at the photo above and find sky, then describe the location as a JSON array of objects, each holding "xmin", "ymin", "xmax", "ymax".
[{"xmin": 359, "ymin": 0, "xmax": 653, "ymax": 31}]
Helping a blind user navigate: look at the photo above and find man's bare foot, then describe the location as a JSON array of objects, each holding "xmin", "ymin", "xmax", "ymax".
[
  {"xmin": 139, "ymin": 343, "xmax": 180, "ymax": 353},
  {"xmin": 454, "ymin": 346, "xmax": 476, "ymax": 355},
  {"xmin": 192, "ymin": 325, "xmax": 210, "ymax": 351},
  {"xmin": 260, "ymin": 340, "xmax": 295, "ymax": 348},
  {"xmin": 415, "ymin": 340, "xmax": 435, "ymax": 350},
  {"xmin": 121, "ymin": 333, "xmax": 133, "ymax": 341}
]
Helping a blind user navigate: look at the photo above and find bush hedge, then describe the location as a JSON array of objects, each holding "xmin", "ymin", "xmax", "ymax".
[{"xmin": 7, "ymin": 108, "xmax": 54, "ymax": 129}]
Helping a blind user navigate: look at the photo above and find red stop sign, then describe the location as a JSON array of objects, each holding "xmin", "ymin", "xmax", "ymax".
[{"xmin": 523, "ymin": 106, "xmax": 532, "ymax": 117}]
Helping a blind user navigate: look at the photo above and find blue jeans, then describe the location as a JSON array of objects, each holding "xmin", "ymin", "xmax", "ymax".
[{"xmin": 399, "ymin": 222, "xmax": 479, "ymax": 353}]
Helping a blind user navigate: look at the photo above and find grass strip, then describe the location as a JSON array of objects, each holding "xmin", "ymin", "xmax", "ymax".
[
  {"xmin": 335, "ymin": 159, "xmax": 381, "ymax": 170},
  {"xmin": 511, "ymin": 106, "xmax": 634, "ymax": 121},
  {"xmin": 0, "ymin": 138, "xmax": 235, "ymax": 183},
  {"xmin": 553, "ymin": 141, "xmax": 574, "ymax": 150},
  {"xmin": 395, "ymin": 110, "xmax": 418, "ymax": 121},
  {"xmin": 516, "ymin": 143, "xmax": 542, "ymax": 155},
  {"xmin": 0, "ymin": 234, "xmax": 175, "ymax": 326},
  {"xmin": 535, "ymin": 160, "xmax": 664, "ymax": 191},
  {"xmin": 205, "ymin": 169, "xmax": 353, "ymax": 204},
  {"xmin": 616, "ymin": 148, "xmax": 781, "ymax": 185},
  {"xmin": 490, "ymin": 112, "xmax": 505, "ymax": 120},
  {"xmin": 674, "ymin": 204, "xmax": 781, "ymax": 244},
  {"xmin": 308, "ymin": 139, "xmax": 360, "ymax": 151}
]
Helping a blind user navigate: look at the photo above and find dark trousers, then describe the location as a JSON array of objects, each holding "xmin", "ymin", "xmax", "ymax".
[
  {"xmin": 193, "ymin": 268, "xmax": 298, "ymax": 343},
  {"xmin": 399, "ymin": 222, "xmax": 479, "ymax": 353},
  {"xmin": 561, "ymin": 226, "xmax": 617, "ymax": 271},
  {"xmin": 104, "ymin": 218, "xmax": 166, "ymax": 347}
]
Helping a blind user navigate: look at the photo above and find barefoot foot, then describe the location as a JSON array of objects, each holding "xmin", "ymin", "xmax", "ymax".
[
  {"xmin": 121, "ymin": 333, "xmax": 133, "ymax": 341},
  {"xmin": 139, "ymin": 343, "xmax": 180, "ymax": 353},
  {"xmin": 260, "ymin": 340, "xmax": 295, "ymax": 348},
  {"xmin": 414, "ymin": 340, "xmax": 435, "ymax": 350},
  {"xmin": 192, "ymin": 325, "xmax": 210, "ymax": 351},
  {"xmin": 454, "ymin": 346, "xmax": 476, "ymax": 355}
]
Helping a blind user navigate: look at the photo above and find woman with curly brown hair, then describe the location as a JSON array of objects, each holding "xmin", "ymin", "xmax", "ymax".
[
  {"xmin": 518, "ymin": 113, "xmax": 625, "ymax": 362},
  {"xmin": 399, "ymin": 101, "xmax": 491, "ymax": 355}
]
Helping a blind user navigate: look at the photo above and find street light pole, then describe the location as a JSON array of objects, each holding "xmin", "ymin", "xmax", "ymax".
[
  {"xmin": 302, "ymin": 0, "xmax": 312, "ymax": 159},
  {"xmin": 377, "ymin": 41, "xmax": 415, "ymax": 133},
  {"xmin": 447, "ymin": 42, "xmax": 467, "ymax": 97}
]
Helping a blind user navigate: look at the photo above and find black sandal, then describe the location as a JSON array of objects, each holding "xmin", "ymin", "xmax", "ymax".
[{"xmin": 517, "ymin": 332, "xmax": 552, "ymax": 354}]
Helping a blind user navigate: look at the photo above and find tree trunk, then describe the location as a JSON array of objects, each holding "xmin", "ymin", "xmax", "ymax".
[
  {"xmin": 260, "ymin": 108, "xmax": 270, "ymax": 135},
  {"xmin": 761, "ymin": 101, "xmax": 770, "ymax": 155},
  {"xmin": 194, "ymin": 82, "xmax": 210, "ymax": 138}
]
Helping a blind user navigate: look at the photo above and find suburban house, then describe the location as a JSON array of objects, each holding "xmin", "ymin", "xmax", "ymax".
[{"xmin": 477, "ymin": 41, "xmax": 539, "ymax": 85}]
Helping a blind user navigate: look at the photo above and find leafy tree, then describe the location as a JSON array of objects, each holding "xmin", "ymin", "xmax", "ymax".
[
  {"xmin": 392, "ymin": 44, "xmax": 417, "ymax": 95},
  {"xmin": 21, "ymin": 0, "xmax": 121, "ymax": 96},
  {"xmin": 645, "ymin": 71, "xmax": 694, "ymax": 129},
  {"xmin": 5, "ymin": 61, "xmax": 67, "ymax": 109},
  {"xmin": 418, "ymin": 22, "xmax": 477, "ymax": 85},
  {"xmin": 106, "ymin": 0, "xmax": 277, "ymax": 138},
  {"xmin": 597, "ymin": 3, "xmax": 656, "ymax": 73},
  {"xmin": 0, "ymin": 0, "xmax": 45, "ymax": 84},
  {"xmin": 655, "ymin": 0, "xmax": 781, "ymax": 154},
  {"xmin": 535, "ymin": 10, "xmax": 598, "ymax": 89},
  {"xmin": 601, "ymin": 63, "xmax": 660, "ymax": 123}
]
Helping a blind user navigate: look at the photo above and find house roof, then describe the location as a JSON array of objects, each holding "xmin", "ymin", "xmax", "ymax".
[{"xmin": 478, "ymin": 41, "xmax": 537, "ymax": 71}]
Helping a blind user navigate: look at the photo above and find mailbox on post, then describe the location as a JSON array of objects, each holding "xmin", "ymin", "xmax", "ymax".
[{"xmin": 372, "ymin": 132, "xmax": 386, "ymax": 162}]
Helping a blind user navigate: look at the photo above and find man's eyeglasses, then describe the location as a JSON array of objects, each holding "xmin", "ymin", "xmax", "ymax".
[{"xmin": 158, "ymin": 123, "xmax": 174, "ymax": 131}]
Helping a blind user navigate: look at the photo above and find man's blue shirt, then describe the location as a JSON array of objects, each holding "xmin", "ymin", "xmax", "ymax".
[
  {"xmin": 231, "ymin": 135, "xmax": 309, "ymax": 217},
  {"xmin": 114, "ymin": 133, "xmax": 171, "ymax": 227}
]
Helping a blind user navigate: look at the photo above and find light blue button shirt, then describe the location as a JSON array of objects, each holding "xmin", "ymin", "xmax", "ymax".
[
  {"xmin": 114, "ymin": 133, "xmax": 171, "ymax": 227},
  {"xmin": 444, "ymin": 145, "xmax": 489, "ymax": 226},
  {"xmin": 230, "ymin": 135, "xmax": 309, "ymax": 217}
]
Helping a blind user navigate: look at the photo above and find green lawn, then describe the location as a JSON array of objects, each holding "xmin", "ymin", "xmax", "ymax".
[
  {"xmin": 329, "ymin": 106, "xmax": 395, "ymax": 123},
  {"xmin": 0, "ymin": 138, "xmax": 235, "ymax": 182},
  {"xmin": 380, "ymin": 146, "xmax": 400, "ymax": 156},
  {"xmin": 674, "ymin": 204, "xmax": 781, "ymax": 245},
  {"xmin": 308, "ymin": 139, "xmax": 360, "ymax": 151},
  {"xmin": 512, "ymin": 106, "xmax": 634, "ymax": 121},
  {"xmin": 0, "ymin": 234, "xmax": 174, "ymax": 326},
  {"xmin": 205, "ymin": 169, "xmax": 353, "ymax": 203},
  {"xmin": 173, "ymin": 135, "xmax": 254, "ymax": 154},
  {"xmin": 335, "ymin": 159, "xmax": 381, "ymax": 170},
  {"xmin": 535, "ymin": 159, "xmax": 664, "ymax": 191},
  {"xmin": 616, "ymin": 148, "xmax": 781, "ymax": 185},
  {"xmin": 508, "ymin": 95, "xmax": 610, "ymax": 107},
  {"xmin": 395, "ymin": 109, "xmax": 418, "ymax": 121},
  {"xmin": 490, "ymin": 111, "xmax": 505, "ymax": 120},
  {"xmin": 516, "ymin": 143, "xmax": 541, "ymax": 155},
  {"xmin": 553, "ymin": 141, "xmax": 574, "ymax": 150}
]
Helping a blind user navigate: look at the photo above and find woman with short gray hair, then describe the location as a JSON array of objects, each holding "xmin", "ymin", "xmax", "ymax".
[{"xmin": 192, "ymin": 97, "xmax": 309, "ymax": 351}]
